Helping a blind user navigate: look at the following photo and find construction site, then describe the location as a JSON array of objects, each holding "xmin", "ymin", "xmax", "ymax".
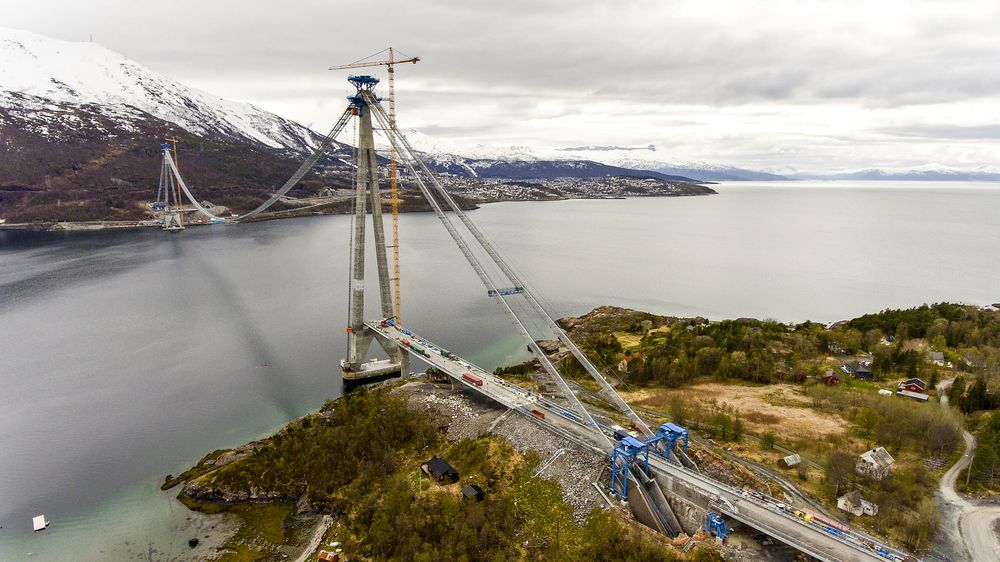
[{"xmin": 151, "ymin": 51, "xmax": 916, "ymax": 562}]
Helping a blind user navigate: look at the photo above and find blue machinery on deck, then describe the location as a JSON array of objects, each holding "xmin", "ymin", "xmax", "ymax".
[
  {"xmin": 610, "ymin": 436, "xmax": 649, "ymax": 500},
  {"xmin": 486, "ymin": 286, "xmax": 525, "ymax": 297},
  {"xmin": 705, "ymin": 511, "xmax": 730, "ymax": 541},
  {"xmin": 610, "ymin": 423, "xmax": 689, "ymax": 499},
  {"xmin": 651, "ymin": 423, "xmax": 689, "ymax": 461}
]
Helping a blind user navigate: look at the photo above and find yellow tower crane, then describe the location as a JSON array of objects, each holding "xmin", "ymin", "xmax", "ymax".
[{"xmin": 330, "ymin": 48, "xmax": 419, "ymax": 327}]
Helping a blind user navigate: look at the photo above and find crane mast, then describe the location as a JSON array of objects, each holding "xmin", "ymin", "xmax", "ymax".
[{"xmin": 387, "ymin": 48, "xmax": 402, "ymax": 327}]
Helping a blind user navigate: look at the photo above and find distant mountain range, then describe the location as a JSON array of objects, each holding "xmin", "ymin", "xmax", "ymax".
[
  {"xmin": 797, "ymin": 164, "xmax": 1000, "ymax": 182},
  {"xmin": 0, "ymin": 28, "xmax": 333, "ymax": 153},
  {"xmin": 0, "ymin": 28, "xmax": 707, "ymax": 223},
  {"xmin": 404, "ymin": 133, "xmax": 788, "ymax": 182},
  {"xmin": 420, "ymin": 151, "xmax": 699, "ymax": 183},
  {"xmin": 408, "ymin": 134, "xmax": 1000, "ymax": 182},
  {"xmin": 2, "ymin": 28, "xmax": 996, "ymax": 224}
]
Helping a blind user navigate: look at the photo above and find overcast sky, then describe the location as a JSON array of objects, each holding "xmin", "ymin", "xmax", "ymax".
[{"xmin": 5, "ymin": 0, "xmax": 1000, "ymax": 172}]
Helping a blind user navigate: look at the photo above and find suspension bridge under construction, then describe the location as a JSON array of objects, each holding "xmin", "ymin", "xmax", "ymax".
[{"xmin": 155, "ymin": 71, "xmax": 915, "ymax": 562}]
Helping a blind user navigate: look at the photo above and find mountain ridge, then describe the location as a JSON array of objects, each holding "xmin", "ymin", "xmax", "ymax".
[
  {"xmin": 796, "ymin": 166, "xmax": 1000, "ymax": 181},
  {"xmin": 401, "ymin": 131, "xmax": 787, "ymax": 182},
  {"xmin": 0, "ymin": 27, "xmax": 329, "ymax": 153},
  {"xmin": 0, "ymin": 27, "xmax": 363, "ymax": 222}
]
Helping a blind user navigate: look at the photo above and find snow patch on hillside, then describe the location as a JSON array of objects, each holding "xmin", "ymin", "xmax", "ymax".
[{"xmin": 0, "ymin": 27, "xmax": 322, "ymax": 152}]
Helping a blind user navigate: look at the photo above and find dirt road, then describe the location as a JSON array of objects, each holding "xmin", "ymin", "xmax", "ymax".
[
  {"xmin": 293, "ymin": 515, "xmax": 333, "ymax": 562},
  {"xmin": 934, "ymin": 379, "xmax": 1000, "ymax": 562}
]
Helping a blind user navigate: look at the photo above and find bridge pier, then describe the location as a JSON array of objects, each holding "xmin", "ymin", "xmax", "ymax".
[
  {"xmin": 649, "ymin": 468, "xmax": 712, "ymax": 535},
  {"xmin": 637, "ymin": 470, "xmax": 683, "ymax": 537}
]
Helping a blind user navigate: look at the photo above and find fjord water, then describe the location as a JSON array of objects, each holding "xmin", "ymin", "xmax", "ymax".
[{"xmin": 1, "ymin": 181, "xmax": 999, "ymax": 559}]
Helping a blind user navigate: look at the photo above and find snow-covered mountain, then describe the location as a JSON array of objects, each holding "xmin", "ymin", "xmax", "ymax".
[
  {"xmin": 0, "ymin": 28, "xmax": 359, "ymax": 223},
  {"xmin": 0, "ymin": 27, "xmax": 326, "ymax": 153},
  {"xmin": 402, "ymin": 131, "xmax": 786, "ymax": 181}
]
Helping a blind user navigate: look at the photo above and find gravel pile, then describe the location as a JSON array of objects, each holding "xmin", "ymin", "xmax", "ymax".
[
  {"xmin": 400, "ymin": 382, "xmax": 606, "ymax": 522},
  {"xmin": 491, "ymin": 414, "xmax": 606, "ymax": 522},
  {"xmin": 403, "ymin": 383, "xmax": 504, "ymax": 441}
]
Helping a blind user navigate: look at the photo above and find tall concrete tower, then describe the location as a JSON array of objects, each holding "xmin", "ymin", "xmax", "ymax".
[{"xmin": 340, "ymin": 76, "xmax": 409, "ymax": 381}]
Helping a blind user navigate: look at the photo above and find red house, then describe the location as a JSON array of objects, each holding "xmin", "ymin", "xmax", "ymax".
[{"xmin": 897, "ymin": 378, "xmax": 926, "ymax": 394}]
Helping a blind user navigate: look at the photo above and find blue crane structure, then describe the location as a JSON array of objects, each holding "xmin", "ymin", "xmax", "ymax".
[
  {"xmin": 649, "ymin": 423, "xmax": 689, "ymax": 461},
  {"xmin": 610, "ymin": 436, "xmax": 650, "ymax": 499},
  {"xmin": 704, "ymin": 511, "xmax": 729, "ymax": 541}
]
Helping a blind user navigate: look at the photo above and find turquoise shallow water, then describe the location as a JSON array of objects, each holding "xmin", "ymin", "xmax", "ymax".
[{"xmin": 1, "ymin": 181, "xmax": 998, "ymax": 559}]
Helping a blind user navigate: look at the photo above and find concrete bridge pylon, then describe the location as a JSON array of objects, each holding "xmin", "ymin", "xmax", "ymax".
[{"xmin": 340, "ymin": 76, "xmax": 408, "ymax": 381}]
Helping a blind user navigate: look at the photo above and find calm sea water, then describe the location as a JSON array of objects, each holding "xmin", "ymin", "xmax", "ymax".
[{"xmin": 1, "ymin": 181, "xmax": 998, "ymax": 559}]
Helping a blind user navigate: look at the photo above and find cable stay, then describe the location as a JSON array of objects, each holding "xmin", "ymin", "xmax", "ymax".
[
  {"xmin": 362, "ymin": 91, "xmax": 652, "ymax": 438},
  {"xmin": 346, "ymin": 104, "xmax": 606, "ymax": 448},
  {"xmin": 362, "ymin": 90, "xmax": 658, "ymax": 448}
]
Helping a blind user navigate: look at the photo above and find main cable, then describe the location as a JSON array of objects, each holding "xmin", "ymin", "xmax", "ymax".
[{"xmin": 365, "ymin": 93, "xmax": 650, "ymax": 436}]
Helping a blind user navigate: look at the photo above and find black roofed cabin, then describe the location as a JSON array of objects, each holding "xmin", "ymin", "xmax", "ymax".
[
  {"xmin": 462, "ymin": 484, "xmax": 485, "ymax": 501},
  {"xmin": 421, "ymin": 456, "xmax": 459, "ymax": 483}
]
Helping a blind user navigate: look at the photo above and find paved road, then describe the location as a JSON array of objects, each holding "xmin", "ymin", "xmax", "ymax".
[{"xmin": 935, "ymin": 379, "xmax": 1000, "ymax": 562}]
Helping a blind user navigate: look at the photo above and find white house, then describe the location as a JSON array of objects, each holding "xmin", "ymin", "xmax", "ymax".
[
  {"xmin": 837, "ymin": 490, "xmax": 878, "ymax": 517},
  {"xmin": 856, "ymin": 447, "xmax": 895, "ymax": 480}
]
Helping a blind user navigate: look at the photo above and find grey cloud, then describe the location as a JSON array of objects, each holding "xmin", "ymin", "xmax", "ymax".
[
  {"xmin": 5, "ymin": 0, "xmax": 1000, "ymax": 171},
  {"xmin": 880, "ymin": 124, "xmax": 1000, "ymax": 140}
]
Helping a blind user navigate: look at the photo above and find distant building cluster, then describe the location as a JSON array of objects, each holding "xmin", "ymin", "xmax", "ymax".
[{"xmin": 439, "ymin": 175, "xmax": 693, "ymax": 201}]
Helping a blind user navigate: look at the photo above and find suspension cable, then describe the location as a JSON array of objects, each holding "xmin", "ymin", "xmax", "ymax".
[
  {"xmin": 365, "ymin": 92, "xmax": 650, "ymax": 436},
  {"xmin": 369, "ymin": 99, "xmax": 612, "ymax": 450}
]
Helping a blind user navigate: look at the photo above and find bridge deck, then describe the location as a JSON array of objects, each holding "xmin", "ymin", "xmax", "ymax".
[
  {"xmin": 366, "ymin": 320, "xmax": 605, "ymax": 446},
  {"xmin": 366, "ymin": 320, "xmax": 907, "ymax": 562}
]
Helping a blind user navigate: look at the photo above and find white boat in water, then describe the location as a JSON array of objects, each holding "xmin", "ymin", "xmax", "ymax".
[{"xmin": 32, "ymin": 514, "xmax": 49, "ymax": 532}]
